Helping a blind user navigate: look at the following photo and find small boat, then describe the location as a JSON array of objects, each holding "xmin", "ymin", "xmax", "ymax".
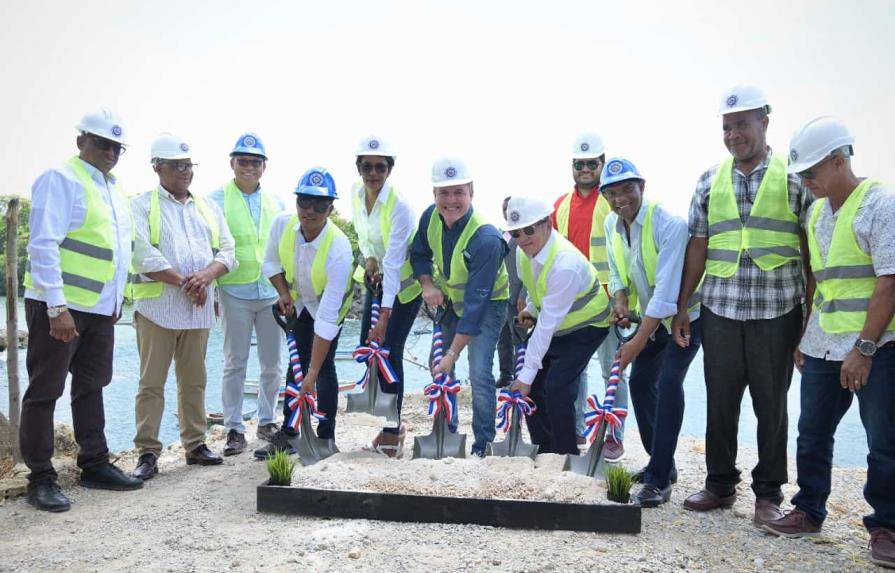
[{"xmin": 205, "ymin": 409, "xmax": 256, "ymax": 427}]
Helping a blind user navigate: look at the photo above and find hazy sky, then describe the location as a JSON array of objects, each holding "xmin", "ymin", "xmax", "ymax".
[{"xmin": 3, "ymin": 0, "xmax": 893, "ymax": 223}]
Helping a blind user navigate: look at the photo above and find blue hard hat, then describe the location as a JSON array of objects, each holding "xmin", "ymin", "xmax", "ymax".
[
  {"xmin": 230, "ymin": 132, "xmax": 267, "ymax": 159},
  {"xmin": 295, "ymin": 167, "xmax": 337, "ymax": 198},
  {"xmin": 600, "ymin": 157, "xmax": 644, "ymax": 189}
]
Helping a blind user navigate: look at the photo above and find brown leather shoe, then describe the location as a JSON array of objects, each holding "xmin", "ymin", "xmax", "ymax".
[
  {"xmin": 185, "ymin": 444, "xmax": 223, "ymax": 466},
  {"xmin": 753, "ymin": 498, "xmax": 785, "ymax": 527},
  {"xmin": 683, "ymin": 489, "xmax": 736, "ymax": 511},
  {"xmin": 870, "ymin": 528, "xmax": 895, "ymax": 569},
  {"xmin": 763, "ymin": 508, "xmax": 821, "ymax": 537},
  {"xmin": 223, "ymin": 430, "xmax": 246, "ymax": 456}
]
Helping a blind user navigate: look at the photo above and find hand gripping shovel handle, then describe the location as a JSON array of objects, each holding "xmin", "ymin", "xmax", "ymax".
[{"xmin": 272, "ymin": 304, "xmax": 300, "ymax": 335}]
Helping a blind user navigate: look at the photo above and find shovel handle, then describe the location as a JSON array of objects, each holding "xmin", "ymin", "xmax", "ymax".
[
  {"xmin": 613, "ymin": 314, "xmax": 641, "ymax": 345},
  {"xmin": 423, "ymin": 301, "xmax": 451, "ymax": 326},
  {"xmin": 511, "ymin": 316, "xmax": 537, "ymax": 344},
  {"xmin": 364, "ymin": 275, "xmax": 384, "ymax": 298},
  {"xmin": 271, "ymin": 304, "xmax": 299, "ymax": 335}
]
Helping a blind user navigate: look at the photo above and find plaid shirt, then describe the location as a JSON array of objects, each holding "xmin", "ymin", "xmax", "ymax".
[{"xmin": 688, "ymin": 149, "xmax": 814, "ymax": 321}]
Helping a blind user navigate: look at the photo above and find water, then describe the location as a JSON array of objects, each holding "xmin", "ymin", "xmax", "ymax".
[{"xmin": 0, "ymin": 297, "xmax": 869, "ymax": 467}]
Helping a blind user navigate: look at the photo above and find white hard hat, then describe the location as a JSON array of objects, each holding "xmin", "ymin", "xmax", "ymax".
[
  {"xmin": 355, "ymin": 134, "xmax": 395, "ymax": 157},
  {"xmin": 505, "ymin": 196, "xmax": 553, "ymax": 231},
  {"xmin": 76, "ymin": 107, "xmax": 128, "ymax": 145},
  {"xmin": 787, "ymin": 116, "xmax": 855, "ymax": 174},
  {"xmin": 572, "ymin": 132, "xmax": 605, "ymax": 159},
  {"xmin": 432, "ymin": 157, "xmax": 472, "ymax": 187},
  {"xmin": 719, "ymin": 85, "xmax": 772, "ymax": 116},
  {"xmin": 150, "ymin": 133, "xmax": 192, "ymax": 161}
]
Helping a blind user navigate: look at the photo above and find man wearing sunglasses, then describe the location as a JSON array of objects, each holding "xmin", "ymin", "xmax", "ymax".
[
  {"xmin": 763, "ymin": 117, "xmax": 895, "ymax": 568},
  {"xmin": 254, "ymin": 168, "xmax": 354, "ymax": 459},
  {"xmin": 21, "ymin": 108, "xmax": 143, "ymax": 512},
  {"xmin": 207, "ymin": 133, "xmax": 285, "ymax": 456},
  {"xmin": 410, "ymin": 157, "xmax": 509, "ymax": 458},
  {"xmin": 130, "ymin": 133, "xmax": 238, "ymax": 480},
  {"xmin": 552, "ymin": 133, "xmax": 628, "ymax": 463},
  {"xmin": 507, "ymin": 196, "xmax": 611, "ymax": 455},
  {"xmin": 679, "ymin": 86, "xmax": 814, "ymax": 528}
]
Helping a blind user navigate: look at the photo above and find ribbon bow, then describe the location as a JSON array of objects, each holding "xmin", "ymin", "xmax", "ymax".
[
  {"xmin": 495, "ymin": 389, "xmax": 537, "ymax": 432},
  {"xmin": 283, "ymin": 332, "xmax": 327, "ymax": 430},
  {"xmin": 352, "ymin": 339, "xmax": 399, "ymax": 388},
  {"xmin": 581, "ymin": 359, "xmax": 627, "ymax": 444},
  {"xmin": 424, "ymin": 374, "xmax": 461, "ymax": 421}
]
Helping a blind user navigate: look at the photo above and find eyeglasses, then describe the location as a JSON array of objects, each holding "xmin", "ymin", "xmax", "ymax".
[
  {"xmin": 235, "ymin": 157, "xmax": 264, "ymax": 168},
  {"xmin": 509, "ymin": 218, "xmax": 547, "ymax": 238},
  {"xmin": 87, "ymin": 134, "xmax": 126, "ymax": 155},
  {"xmin": 573, "ymin": 160, "xmax": 601, "ymax": 171},
  {"xmin": 360, "ymin": 162, "xmax": 389, "ymax": 174},
  {"xmin": 158, "ymin": 161, "xmax": 197, "ymax": 173},
  {"xmin": 297, "ymin": 196, "xmax": 333, "ymax": 213},
  {"xmin": 602, "ymin": 181, "xmax": 640, "ymax": 199},
  {"xmin": 797, "ymin": 154, "xmax": 836, "ymax": 180}
]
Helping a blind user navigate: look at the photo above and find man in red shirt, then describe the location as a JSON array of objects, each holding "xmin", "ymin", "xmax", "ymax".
[{"xmin": 552, "ymin": 132, "xmax": 628, "ymax": 462}]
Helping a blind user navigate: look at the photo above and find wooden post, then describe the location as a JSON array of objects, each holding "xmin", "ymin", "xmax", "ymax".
[{"xmin": 5, "ymin": 197, "xmax": 20, "ymax": 461}]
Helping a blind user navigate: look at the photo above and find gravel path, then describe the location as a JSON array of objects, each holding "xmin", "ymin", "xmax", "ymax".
[{"xmin": 0, "ymin": 394, "xmax": 879, "ymax": 572}]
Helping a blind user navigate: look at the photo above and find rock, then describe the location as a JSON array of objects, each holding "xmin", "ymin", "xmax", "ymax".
[
  {"xmin": 0, "ymin": 412, "xmax": 15, "ymax": 479},
  {"xmin": 0, "ymin": 328, "xmax": 28, "ymax": 351},
  {"xmin": 347, "ymin": 548, "xmax": 361, "ymax": 559},
  {"xmin": 754, "ymin": 557, "xmax": 764, "ymax": 569},
  {"xmin": 54, "ymin": 423, "xmax": 79, "ymax": 457}
]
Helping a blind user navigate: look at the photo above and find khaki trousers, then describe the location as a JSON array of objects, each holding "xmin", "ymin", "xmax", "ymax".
[{"xmin": 133, "ymin": 312, "xmax": 210, "ymax": 455}]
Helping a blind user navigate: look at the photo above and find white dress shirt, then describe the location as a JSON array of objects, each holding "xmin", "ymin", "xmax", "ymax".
[
  {"xmin": 350, "ymin": 181, "xmax": 415, "ymax": 309},
  {"xmin": 131, "ymin": 186, "xmax": 237, "ymax": 330},
  {"xmin": 517, "ymin": 231, "xmax": 597, "ymax": 385},
  {"xmin": 263, "ymin": 214, "xmax": 353, "ymax": 341},
  {"xmin": 605, "ymin": 200, "xmax": 697, "ymax": 324},
  {"xmin": 26, "ymin": 158, "xmax": 132, "ymax": 316}
]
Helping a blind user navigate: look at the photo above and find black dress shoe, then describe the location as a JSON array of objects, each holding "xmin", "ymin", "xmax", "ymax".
[
  {"xmin": 80, "ymin": 462, "xmax": 143, "ymax": 491},
  {"xmin": 27, "ymin": 481, "xmax": 71, "ymax": 513},
  {"xmin": 632, "ymin": 466, "xmax": 678, "ymax": 485},
  {"xmin": 223, "ymin": 430, "xmax": 247, "ymax": 456},
  {"xmin": 253, "ymin": 430, "xmax": 296, "ymax": 460},
  {"xmin": 133, "ymin": 453, "xmax": 159, "ymax": 481},
  {"xmin": 635, "ymin": 484, "xmax": 673, "ymax": 508},
  {"xmin": 186, "ymin": 444, "xmax": 223, "ymax": 466}
]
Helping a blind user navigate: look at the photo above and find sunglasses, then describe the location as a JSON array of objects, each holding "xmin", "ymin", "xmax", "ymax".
[
  {"xmin": 87, "ymin": 134, "xmax": 126, "ymax": 155},
  {"xmin": 235, "ymin": 157, "xmax": 264, "ymax": 168},
  {"xmin": 158, "ymin": 161, "xmax": 197, "ymax": 173},
  {"xmin": 797, "ymin": 154, "xmax": 836, "ymax": 180},
  {"xmin": 297, "ymin": 196, "xmax": 333, "ymax": 213},
  {"xmin": 509, "ymin": 219, "xmax": 547, "ymax": 238},
  {"xmin": 360, "ymin": 162, "xmax": 389, "ymax": 174},
  {"xmin": 573, "ymin": 159, "xmax": 601, "ymax": 171}
]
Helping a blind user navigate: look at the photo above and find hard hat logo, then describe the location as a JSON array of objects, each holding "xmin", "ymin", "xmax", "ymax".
[
  {"xmin": 608, "ymin": 161, "xmax": 623, "ymax": 175},
  {"xmin": 243, "ymin": 136, "xmax": 256, "ymax": 147},
  {"xmin": 790, "ymin": 149, "xmax": 799, "ymax": 162},
  {"xmin": 580, "ymin": 142, "xmax": 590, "ymax": 152},
  {"xmin": 445, "ymin": 167, "xmax": 457, "ymax": 179},
  {"xmin": 510, "ymin": 211, "xmax": 520, "ymax": 222},
  {"xmin": 111, "ymin": 125, "xmax": 123, "ymax": 137},
  {"xmin": 368, "ymin": 139, "xmax": 380, "ymax": 150},
  {"xmin": 180, "ymin": 143, "xmax": 189, "ymax": 153},
  {"xmin": 726, "ymin": 95, "xmax": 738, "ymax": 107},
  {"xmin": 309, "ymin": 172, "xmax": 325, "ymax": 186}
]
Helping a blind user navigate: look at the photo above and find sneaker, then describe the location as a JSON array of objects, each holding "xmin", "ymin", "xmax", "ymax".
[
  {"xmin": 80, "ymin": 462, "xmax": 144, "ymax": 491},
  {"xmin": 763, "ymin": 508, "xmax": 822, "ymax": 538},
  {"xmin": 602, "ymin": 440, "xmax": 626, "ymax": 463},
  {"xmin": 253, "ymin": 430, "xmax": 296, "ymax": 460},
  {"xmin": 256, "ymin": 423, "xmax": 279, "ymax": 442},
  {"xmin": 635, "ymin": 484, "xmax": 672, "ymax": 508},
  {"xmin": 27, "ymin": 481, "xmax": 71, "ymax": 513},
  {"xmin": 870, "ymin": 528, "xmax": 895, "ymax": 569},
  {"xmin": 223, "ymin": 430, "xmax": 247, "ymax": 456}
]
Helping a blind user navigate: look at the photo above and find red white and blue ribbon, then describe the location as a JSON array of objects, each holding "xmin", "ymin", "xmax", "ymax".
[
  {"xmin": 351, "ymin": 294, "xmax": 400, "ymax": 389},
  {"xmin": 283, "ymin": 332, "xmax": 327, "ymax": 430},
  {"xmin": 425, "ymin": 320, "xmax": 461, "ymax": 419},
  {"xmin": 495, "ymin": 389, "xmax": 537, "ymax": 432},
  {"xmin": 514, "ymin": 342, "xmax": 526, "ymax": 377},
  {"xmin": 581, "ymin": 358, "xmax": 627, "ymax": 444}
]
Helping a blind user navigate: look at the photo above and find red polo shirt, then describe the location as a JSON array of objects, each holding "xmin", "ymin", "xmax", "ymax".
[{"xmin": 551, "ymin": 186, "xmax": 600, "ymax": 258}]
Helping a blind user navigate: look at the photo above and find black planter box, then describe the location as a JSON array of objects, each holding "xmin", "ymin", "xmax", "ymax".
[{"xmin": 257, "ymin": 481, "xmax": 641, "ymax": 534}]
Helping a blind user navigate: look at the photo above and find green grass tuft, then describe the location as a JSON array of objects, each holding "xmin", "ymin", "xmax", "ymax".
[
  {"xmin": 605, "ymin": 464, "xmax": 634, "ymax": 500},
  {"xmin": 265, "ymin": 449, "xmax": 297, "ymax": 485}
]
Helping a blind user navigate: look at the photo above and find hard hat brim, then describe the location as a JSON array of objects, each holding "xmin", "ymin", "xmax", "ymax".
[
  {"xmin": 572, "ymin": 149, "xmax": 605, "ymax": 160},
  {"xmin": 356, "ymin": 150, "xmax": 396, "ymax": 158},
  {"xmin": 231, "ymin": 149, "xmax": 268, "ymax": 160},
  {"xmin": 295, "ymin": 186, "xmax": 337, "ymax": 198},
  {"xmin": 719, "ymin": 104, "xmax": 772, "ymax": 117},
  {"xmin": 77, "ymin": 125, "xmax": 128, "ymax": 146},
  {"xmin": 505, "ymin": 214, "xmax": 551, "ymax": 231},
  {"xmin": 432, "ymin": 177, "xmax": 473, "ymax": 188}
]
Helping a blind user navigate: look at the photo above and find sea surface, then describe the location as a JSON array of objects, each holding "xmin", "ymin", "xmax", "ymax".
[{"xmin": 0, "ymin": 297, "xmax": 869, "ymax": 467}]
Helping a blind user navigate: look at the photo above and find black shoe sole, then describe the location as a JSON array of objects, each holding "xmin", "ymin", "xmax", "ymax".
[
  {"xmin": 223, "ymin": 448, "xmax": 246, "ymax": 457},
  {"xmin": 186, "ymin": 457, "xmax": 223, "ymax": 466},
  {"xmin": 79, "ymin": 479, "xmax": 143, "ymax": 491},
  {"xmin": 133, "ymin": 468, "xmax": 158, "ymax": 481},
  {"xmin": 27, "ymin": 499, "xmax": 70, "ymax": 513}
]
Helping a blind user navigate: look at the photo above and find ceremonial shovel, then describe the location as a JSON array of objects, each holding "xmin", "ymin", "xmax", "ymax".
[{"xmin": 487, "ymin": 319, "xmax": 539, "ymax": 459}]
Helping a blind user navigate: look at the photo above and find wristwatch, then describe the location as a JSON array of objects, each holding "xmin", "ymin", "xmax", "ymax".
[
  {"xmin": 854, "ymin": 338, "xmax": 878, "ymax": 357},
  {"xmin": 46, "ymin": 305, "xmax": 68, "ymax": 319}
]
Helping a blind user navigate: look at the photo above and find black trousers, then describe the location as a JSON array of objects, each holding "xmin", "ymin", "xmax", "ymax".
[
  {"xmin": 20, "ymin": 299, "xmax": 115, "ymax": 484},
  {"xmin": 701, "ymin": 305, "xmax": 802, "ymax": 501},
  {"xmin": 280, "ymin": 309, "xmax": 341, "ymax": 439}
]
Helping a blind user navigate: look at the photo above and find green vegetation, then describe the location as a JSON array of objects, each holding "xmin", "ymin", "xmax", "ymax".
[
  {"xmin": 265, "ymin": 449, "xmax": 297, "ymax": 486},
  {"xmin": 605, "ymin": 464, "xmax": 634, "ymax": 503},
  {"xmin": 0, "ymin": 196, "xmax": 31, "ymax": 297},
  {"xmin": 330, "ymin": 207, "xmax": 360, "ymax": 264}
]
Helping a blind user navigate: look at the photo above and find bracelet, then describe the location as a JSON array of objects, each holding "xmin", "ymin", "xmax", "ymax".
[{"xmin": 445, "ymin": 349, "xmax": 459, "ymax": 359}]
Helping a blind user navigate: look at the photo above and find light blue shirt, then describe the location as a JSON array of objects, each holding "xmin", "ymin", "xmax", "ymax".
[
  {"xmin": 208, "ymin": 184, "xmax": 285, "ymax": 301},
  {"xmin": 605, "ymin": 200, "xmax": 698, "ymax": 324}
]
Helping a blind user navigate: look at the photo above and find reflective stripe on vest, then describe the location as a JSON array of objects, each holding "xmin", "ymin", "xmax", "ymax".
[
  {"xmin": 217, "ymin": 181, "xmax": 278, "ymax": 285},
  {"xmin": 128, "ymin": 188, "xmax": 222, "ymax": 300},
  {"xmin": 427, "ymin": 209, "xmax": 509, "ymax": 317},
  {"xmin": 554, "ymin": 190, "xmax": 612, "ymax": 283},
  {"xmin": 351, "ymin": 186, "xmax": 422, "ymax": 305},
  {"xmin": 278, "ymin": 217, "xmax": 353, "ymax": 324},
  {"xmin": 706, "ymin": 153, "xmax": 800, "ymax": 277},
  {"xmin": 517, "ymin": 232, "xmax": 610, "ymax": 335},
  {"xmin": 807, "ymin": 179, "xmax": 895, "ymax": 334},
  {"xmin": 23, "ymin": 156, "xmax": 122, "ymax": 307}
]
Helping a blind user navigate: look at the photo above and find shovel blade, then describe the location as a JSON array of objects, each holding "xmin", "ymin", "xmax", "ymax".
[
  {"xmin": 411, "ymin": 411, "xmax": 466, "ymax": 460},
  {"xmin": 289, "ymin": 403, "xmax": 339, "ymax": 466},
  {"xmin": 345, "ymin": 368, "xmax": 400, "ymax": 426},
  {"xmin": 563, "ymin": 421, "xmax": 608, "ymax": 478},
  {"xmin": 486, "ymin": 411, "xmax": 539, "ymax": 459}
]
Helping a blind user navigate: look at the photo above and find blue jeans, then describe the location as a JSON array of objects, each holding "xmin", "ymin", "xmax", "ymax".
[
  {"xmin": 436, "ymin": 299, "xmax": 505, "ymax": 455},
  {"xmin": 359, "ymin": 288, "xmax": 423, "ymax": 434},
  {"xmin": 792, "ymin": 345, "xmax": 895, "ymax": 531},
  {"xmin": 628, "ymin": 320, "xmax": 702, "ymax": 488}
]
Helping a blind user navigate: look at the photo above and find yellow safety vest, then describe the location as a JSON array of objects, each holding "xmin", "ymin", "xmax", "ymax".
[
  {"xmin": 807, "ymin": 179, "xmax": 895, "ymax": 334},
  {"xmin": 706, "ymin": 153, "xmax": 801, "ymax": 277},
  {"xmin": 517, "ymin": 232, "xmax": 611, "ymax": 335},
  {"xmin": 277, "ymin": 217, "xmax": 353, "ymax": 324},
  {"xmin": 24, "ymin": 156, "xmax": 128, "ymax": 308},
  {"xmin": 217, "ymin": 181, "xmax": 279, "ymax": 285},
  {"xmin": 128, "ymin": 188, "xmax": 221, "ymax": 300},
  {"xmin": 554, "ymin": 189, "xmax": 612, "ymax": 283},
  {"xmin": 427, "ymin": 209, "xmax": 509, "ymax": 317},
  {"xmin": 351, "ymin": 185, "xmax": 422, "ymax": 304}
]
